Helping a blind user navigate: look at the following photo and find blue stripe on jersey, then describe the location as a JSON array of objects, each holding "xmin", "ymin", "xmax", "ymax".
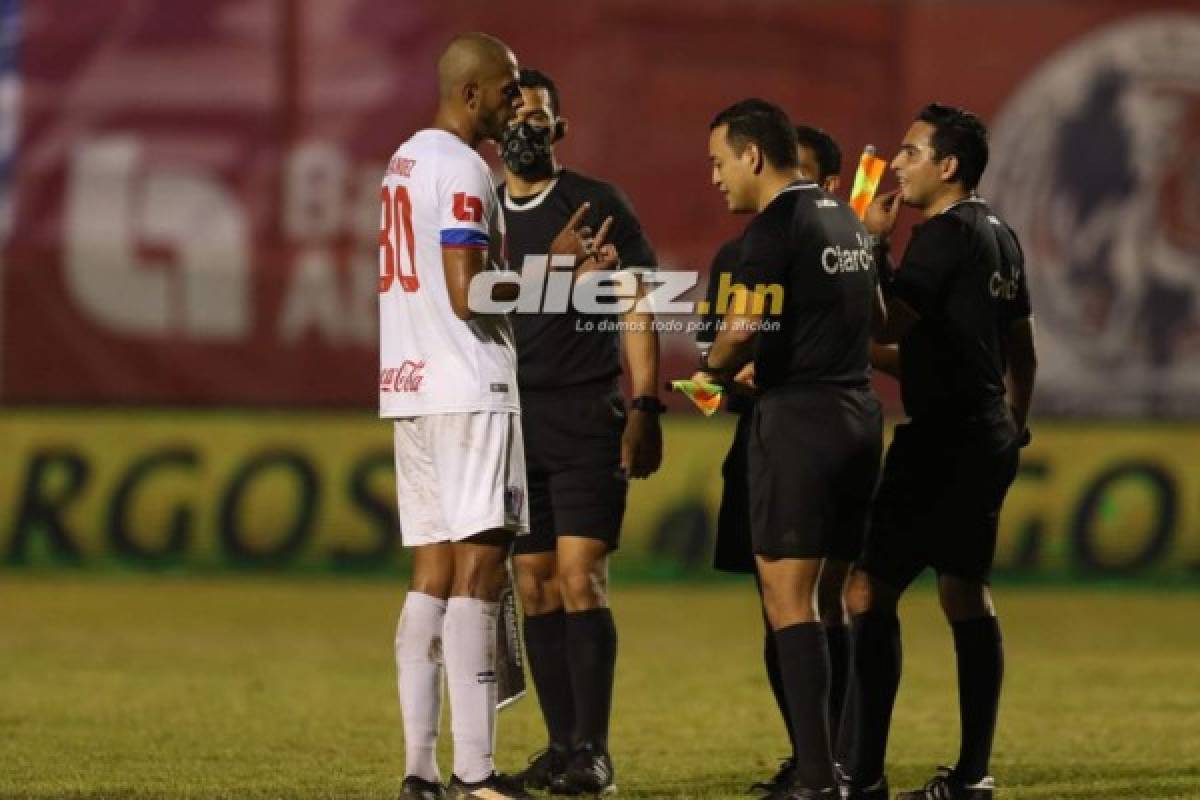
[{"xmin": 440, "ymin": 228, "xmax": 489, "ymax": 247}]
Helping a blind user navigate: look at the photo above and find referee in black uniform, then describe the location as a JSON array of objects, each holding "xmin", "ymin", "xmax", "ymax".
[
  {"xmin": 694, "ymin": 124, "xmax": 856, "ymax": 795},
  {"xmin": 840, "ymin": 104, "xmax": 1037, "ymax": 800},
  {"xmin": 498, "ymin": 68, "xmax": 662, "ymax": 796},
  {"xmin": 702, "ymin": 99, "xmax": 884, "ymax": 800}
]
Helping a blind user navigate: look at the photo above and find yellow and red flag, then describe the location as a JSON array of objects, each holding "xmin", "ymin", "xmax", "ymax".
[
  {"xmin": 669, "ymin": 379, "xmax": 724, "ymax": 417},
  {"xmin": 849, "ymin": 145, "xmax": 888, "ymax": 220}
]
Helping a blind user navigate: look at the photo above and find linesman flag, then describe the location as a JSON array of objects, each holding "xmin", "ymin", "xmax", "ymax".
[
  {"xmin": 669, "ymin": 379, "xmax": 724, "ymax": 417},
  {"xmin": 849, "ymin": 145, "xmax": 887, "ymax": 220}
]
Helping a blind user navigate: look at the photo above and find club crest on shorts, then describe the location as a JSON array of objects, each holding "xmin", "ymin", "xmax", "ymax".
[{"xmin": 504, "ymin": 485, "xmax": 525, "ymax": 518}]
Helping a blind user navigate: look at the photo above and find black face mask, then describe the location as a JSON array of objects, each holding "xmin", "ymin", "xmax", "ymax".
[{"xmin": 501, "ymin": 121, "xmax": 555, "ymax": 179}]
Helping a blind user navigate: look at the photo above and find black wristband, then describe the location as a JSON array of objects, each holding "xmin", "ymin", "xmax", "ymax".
[{"xmin": 630, "ymin": 395, "xmax": 666, "ymax": 414}]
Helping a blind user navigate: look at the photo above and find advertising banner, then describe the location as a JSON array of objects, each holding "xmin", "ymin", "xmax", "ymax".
[{"xmin": 3, "ymin": 412, "xmax": 1198, "ymax": 578}]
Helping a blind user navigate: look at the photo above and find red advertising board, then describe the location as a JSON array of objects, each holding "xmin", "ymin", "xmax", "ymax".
[{"xmin": 3, "ymin": 0, "xmax": 1198, "ymax": 412}]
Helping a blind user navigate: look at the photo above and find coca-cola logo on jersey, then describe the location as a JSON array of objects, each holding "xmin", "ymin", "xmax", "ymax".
[{"xmin": 380, "ymin": 361, "xmax": 426, "ymax": 393}]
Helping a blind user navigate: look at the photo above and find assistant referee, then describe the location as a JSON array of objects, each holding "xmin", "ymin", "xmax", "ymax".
[
  {"xmin": 703, "ymin": 99, "xmax": 884, "ymax": 800},
  {"xmin": 841, "ymin": 103, "xmax": 1037, "ymax": 800}
]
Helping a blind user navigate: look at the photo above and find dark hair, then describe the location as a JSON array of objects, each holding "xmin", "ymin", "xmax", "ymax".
[
  {"xmin": 917, "ymin": 103, "xmax": 989, "ymax": 190},
  {"xmin": 710, "ymin": 98, "xmax": 800, "ymax": 171},
  {"xmin": 793, "ymin": 124, "xmax": 842, "ymax": 181},
  {"xmin": 519, "ymin": 67, "xmax": 561, "ymax": 117}
]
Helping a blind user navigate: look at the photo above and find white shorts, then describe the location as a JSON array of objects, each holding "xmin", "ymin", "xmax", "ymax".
[{"xmin": 392, "ymin": 411, "xmax": 530, "ymax": 546}]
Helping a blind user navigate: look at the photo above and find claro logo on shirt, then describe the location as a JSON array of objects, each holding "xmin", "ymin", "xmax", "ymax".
[
  {"xmin": 379, "ymin": 360, "xmax": 426, "ymax": 392},
  {"xmin": 990, "ymin": 267, "xmax": 1022, "ymax": 301},
  {"xmin": 821, "ymin": 233, "xmax": 873, "ymax": 275}
]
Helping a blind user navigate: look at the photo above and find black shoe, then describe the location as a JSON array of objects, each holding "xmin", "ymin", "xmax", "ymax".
[
  {"xmin": 841, "ymin": 773, "xmax": 889, "ymax": 800},
  {"xmin": 399, "ymin": 775, "xmax": 446, "ymax": 800},
  {"xmin": 517, "ymin": 745, "xmax": 570, "ymax": 791},
  {"xmin": 447, "ymin": 772, "xmax": 534, "ymax": 800},
  {"xmin": 750, "ymin": 757, "xmax": 797, "ymax": 794},
  {"xmin": 895, "ymin": 767, "xmax": 994, "ymax": 800},
  {"xmin": 780, "ymin": 787, "xmax": 836, "ymax": 800},
  {"xmin": 555, "ymin": 743, "xmax": 615, "ymax": 796},
  {"xmin": 759, "ymin": 776, "xmax": 835, "ymax": 800}
]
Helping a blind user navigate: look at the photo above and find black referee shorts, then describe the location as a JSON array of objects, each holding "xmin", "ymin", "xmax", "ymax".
[
  {"xmin": 713, "ymin": 408, "xmax": 755, "ymax": 574},
  {"xmin": 748, "ymin": 384, "xmax": 883, "ymax": 561},
  {"xmin": 514, "ymin": 378, "xmax": 628, "ymax": 556},
  {"xmin": 860, "ymin": 404, "xmax": 1020, "ymax": 590}
]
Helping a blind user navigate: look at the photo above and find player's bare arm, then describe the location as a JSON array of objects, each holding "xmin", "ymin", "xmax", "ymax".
[
  {"xmin": 705, "ymin": 284, "xmax": 762, "ymax": 376},
  {"xmin": 441, "ymin": 245, "xmax": 522, "ymax": 321},
  {"xmin": 620, "ymin": 273, "xmax": 662, "ymax": 479},
  {"xmin": 863, "ymin": 188, "xmax": 921, "ymax": 344}
]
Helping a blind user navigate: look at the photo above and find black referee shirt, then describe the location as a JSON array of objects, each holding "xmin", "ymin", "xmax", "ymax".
[
  {"xmin": 734, "ymin": 182, "xmax": 875, "ymax": 392},
  {"xmin": 500, "ymin": 169, "xmax": 657, "ymax": 390},
  {"xmin": 890, "ymin": 197, "xmax": 1031, "ymax": 419}
]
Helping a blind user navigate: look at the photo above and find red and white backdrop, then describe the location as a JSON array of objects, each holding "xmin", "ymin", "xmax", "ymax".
[{"xmin": 4, "ymin": 0, "xmax": 1200, "ymax": 414}]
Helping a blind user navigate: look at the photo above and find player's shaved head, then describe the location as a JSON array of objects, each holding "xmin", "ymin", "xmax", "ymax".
[
  {"xmin": 437, "ymin": 32, "xmax": 517, "ymax": 98},
  {"xmin": 432, "ymin": 32, "xmax": 521, "ymax": 146}
]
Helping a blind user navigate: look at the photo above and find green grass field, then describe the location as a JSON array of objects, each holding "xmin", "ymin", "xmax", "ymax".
[{"xmin": 2, "ymin": 577, "xmax": 1198, "ymax": 799}]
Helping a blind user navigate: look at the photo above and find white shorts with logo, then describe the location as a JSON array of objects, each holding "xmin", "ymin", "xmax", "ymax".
[{"xmin": 393, "ymin": 411, "xmax": 530, "ymax": 546}]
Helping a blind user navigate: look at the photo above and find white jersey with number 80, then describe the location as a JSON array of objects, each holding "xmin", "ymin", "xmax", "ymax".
[{"xmin": 378, "ymin": 128, "xmax": 518, "ymax": 417}]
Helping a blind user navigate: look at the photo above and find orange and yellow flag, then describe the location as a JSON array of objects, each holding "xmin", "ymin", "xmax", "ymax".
[
  {"xmin": 849, "ymin": 145, "xmax": 888, "ymax": 220},
  {"xmin": 669, "ymin": 379, "xmax": 724, "ymax": 417}
]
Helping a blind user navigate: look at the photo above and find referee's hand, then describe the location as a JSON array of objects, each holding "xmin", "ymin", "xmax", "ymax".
[
  {"xmin": 729, "ymin": 363, "xmax": 756, "ymax": 394},
  {"xmin": 549, "ymin": 202, "xmax": 617, "ymax": 274},
  {"xmin": 864, "ymin": 188, "xmax": 902, "ymax": 239},
  {"xmin": 621, "ymin": 408, "xmax": 662, "ymax": 480}
]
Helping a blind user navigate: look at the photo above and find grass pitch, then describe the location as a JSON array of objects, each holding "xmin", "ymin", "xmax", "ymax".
[{"xmin": 1, "ymin": 577, "xmax": 1198, "ymax": 799}]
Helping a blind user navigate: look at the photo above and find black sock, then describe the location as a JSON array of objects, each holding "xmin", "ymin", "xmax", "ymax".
[
  {"xmin": 564, "ymin": 607, "xmax": 617, "ymax": 751},
  {"xmin": 835, "ymin": 655, "xmax": 859, "ymax": 767},
  {"xmin": 848, "ymin": 610, "xmax": 902, "ymax": 786},
  {"xmin": 952, "ymin": 616, "xmax": 1004, "ymax": 783},
  {"xmin": 764, "ymin": 626, "xmax": 798, "ymax": 756},
  {"xmin": 773, "ymin": 622, "xmax": 835, "ymax": 790},
  {"xmin": 523, "ymin": 609, "xmax": 575, "ymax": 750},
  {"xmin": 756, "ymin": 575, "xmax": 796, "ymax": 756},
  {"xmin": 825, "ymin": 622, "xmax": 851, "ymax": 757}
]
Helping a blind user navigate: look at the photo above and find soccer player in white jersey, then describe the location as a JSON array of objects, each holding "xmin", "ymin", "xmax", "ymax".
[
  {"xmin": 383, "ymin": 33, "xmax": 608, "ymax": 800},
  {"xmin": 382, "ymin": 33, "xmax": 529, "ymax": 800}
]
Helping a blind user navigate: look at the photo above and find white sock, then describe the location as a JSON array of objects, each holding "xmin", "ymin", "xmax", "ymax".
[
  {"xmin": 395, "ymin": 591, "xmax": 447, "ymax": 783},
  {"xmin": 443, "ymin": 597, "xmax": 500, "ymax": 783}
]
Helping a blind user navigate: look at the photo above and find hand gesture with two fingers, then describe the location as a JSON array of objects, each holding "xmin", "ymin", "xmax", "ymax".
[{"xmin": 550, "ymin": 202, "xmax": 620, "ymax": 275}]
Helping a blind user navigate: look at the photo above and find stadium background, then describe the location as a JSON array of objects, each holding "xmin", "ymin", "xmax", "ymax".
[
  {"xmin": 3, "ymin": 0, "xmax": 1199, "ymax": 579},
  {"xmin": 4, "ymin": 3, "xmax": 1200, "ymax": 799}
]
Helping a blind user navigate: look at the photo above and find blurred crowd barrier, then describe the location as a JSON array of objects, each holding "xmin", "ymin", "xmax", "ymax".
[
  {"xmin": 2, "ymin": 0, "xmax": 1199, "ymax": 414},
  {"xmin": 2, "ymin": 412, "xmax": 1198, "ymax": 578}
]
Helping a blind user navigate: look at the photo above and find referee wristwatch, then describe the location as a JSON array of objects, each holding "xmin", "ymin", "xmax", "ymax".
[{"xmin": 630, "ymin": 395, "xmax": 666, "ymax": 414}]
